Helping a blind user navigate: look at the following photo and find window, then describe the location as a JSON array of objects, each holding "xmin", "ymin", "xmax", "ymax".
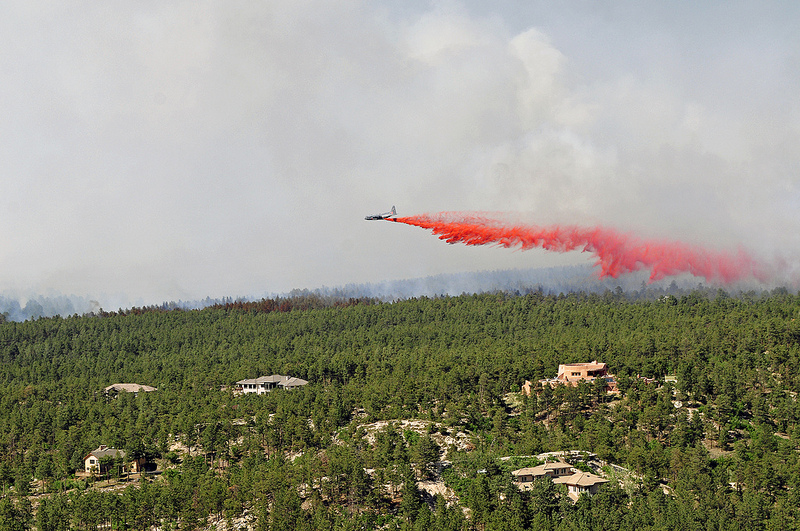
[{"xmin": 571, "ymin": 372, "xmax": 581, "ymax": 377}]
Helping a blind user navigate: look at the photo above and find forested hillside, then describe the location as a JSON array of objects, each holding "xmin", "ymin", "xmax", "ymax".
[{"xmin": 1, "ymin": 290, "xmax": 800, "ymax": 530}]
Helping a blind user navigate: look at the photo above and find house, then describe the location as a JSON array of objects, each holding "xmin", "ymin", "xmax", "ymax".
[
  {"xmin": 553, "ymin": 471, "xmax": 609, "ymax": 501},
  {"xmin": 526, "ymin": 360, "xmax": 618, "ymax": 394},
  {"xmin": 512, "ymin": 461, "xmax": 610, "ymax": 500},
  {"xmin": 552, "ymin": 361, "xmax": 613, "ymax": 386},
  {"xmin": 84, "ymin": 445, "xmax": 150, "ymax": 475},
  {"xmin": 236, "ymin": 374, "xmax": 308, "ymax": 395},
  {"xmin": 84, "ymin": 445, "xmax": 126, "ymax": 475},
  {"xmin": 104, "ymin": 383, "xmax": 157, "ymax": 395},
  {"xmin": 512, "ymin": 460, "xmax": 575, "ymax": 484}
]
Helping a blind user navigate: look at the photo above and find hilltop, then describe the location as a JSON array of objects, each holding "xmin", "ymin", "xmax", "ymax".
[{"xmin": 0, "ymin": 263, "xmax": 767, "ymax": 322}]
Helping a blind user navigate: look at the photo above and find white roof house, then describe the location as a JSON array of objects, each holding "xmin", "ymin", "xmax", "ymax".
[{"xmin": 236, "ymin": 375, "xmax": 308, "ymax": 394}]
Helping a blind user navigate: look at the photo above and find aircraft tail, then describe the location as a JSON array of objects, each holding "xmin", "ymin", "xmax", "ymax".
[{"xmin": 391, "ymin": 206, "xmax": 396, "ymax": 216}]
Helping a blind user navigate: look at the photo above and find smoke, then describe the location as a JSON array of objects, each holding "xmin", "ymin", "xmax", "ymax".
[
  {"xmin": 1, "ymin": 2, "xmax": 798, "ymax": 307},
  {"xmin": 391, "ymin": 213, "xmax": 766, "ymax": 285}
]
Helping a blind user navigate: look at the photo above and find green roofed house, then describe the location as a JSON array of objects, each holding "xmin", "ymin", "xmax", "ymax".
[
  {"xmin": 84, "ymin": 445, "xmax": 149, "ymax": 475},
  {"xmin": 236, "ymin": 375, "xmax": 308, "ymax": 395},
  {"xmin": 84, "ymin": 445, "xmax": 126, "ymax": 475}
]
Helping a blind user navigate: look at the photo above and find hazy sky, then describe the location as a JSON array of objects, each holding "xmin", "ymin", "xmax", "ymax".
[{"xmin": 2, "ymin": 1, "xmax": 799, "ymax": 307}]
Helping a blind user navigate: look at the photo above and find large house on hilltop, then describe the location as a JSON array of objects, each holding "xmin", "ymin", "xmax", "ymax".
[
  {"xmin": 512, "ymin": 460, "xmax": 575, "ymax": 484},
  {"xmin": 512, "ymin": 461, "xmax": 609, "ymax": 500},
  {"xmin": 236, "ymin": 375, "xmax": 308, "ymax": 395},
  {"xmin": 523, "ymin": 360, "xmax": 618, "ymax": 395}
]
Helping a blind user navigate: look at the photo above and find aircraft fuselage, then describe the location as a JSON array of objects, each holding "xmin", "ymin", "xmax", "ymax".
[{"xmin": 365, "ymin": 206, "xmax": 397, "ymax": 220}]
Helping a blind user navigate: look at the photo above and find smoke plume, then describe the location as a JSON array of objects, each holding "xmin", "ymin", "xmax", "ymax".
[{"xmin": 390, "ymin": 213, "xmax": 764, "ymax": 284}]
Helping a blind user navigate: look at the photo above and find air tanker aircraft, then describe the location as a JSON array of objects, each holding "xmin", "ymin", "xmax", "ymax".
[{"xmin": 364, "ymin": 206, "xmax": 397, "ymax": 220}]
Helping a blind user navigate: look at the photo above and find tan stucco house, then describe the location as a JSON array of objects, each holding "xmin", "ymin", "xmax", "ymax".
[
  {"xmin": 524, "ymin": 360, "xmax": 618, "ymax": 395},
  {"xmin": 512, "ymin": 460, "xmax": 575, "ymax": 484},
  {"xmin": 554, "ymin": 471, "xmax": 609, "ymax": 501}
]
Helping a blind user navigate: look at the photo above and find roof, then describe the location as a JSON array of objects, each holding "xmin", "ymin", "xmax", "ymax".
[
  {"xmin": 559, "ymin": 361, "xmax": 607, "ymax": 372},
  {"xmin": 281, "ymin": 376, "xmax": 308, "ymax": 387},
  {"xmin": 237, "ymin": 375, "xmax": 287, "ymax": 385},
  {"xmin": 541, "ymin": 460, "xmax": 573, "ymax": 471},
  {"xmin": 511, "ymin": 467, "xmax": 540, "ymax": 477},
  {"xmin": 512, "ymin": 460, "xmax": 574, "ymax": 478},
  {"xmin": 236, "ymin": 375, "xmax": 308, "ymax": 386},
  {"xmin": 553, "ymin": 471, "xmax": 609, "ymax": 487},
  {"xmin": 104, "ymin": 383, "xmax": 157, "ymax": 393},
  {"xmin": 85, "ymin": 445, "xmax": 126, "ymax": 460}
]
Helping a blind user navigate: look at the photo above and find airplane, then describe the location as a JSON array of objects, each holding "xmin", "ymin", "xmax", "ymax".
[{"xmin": 364, "ymin": 206, "xmax": 397, "ymax": 220}]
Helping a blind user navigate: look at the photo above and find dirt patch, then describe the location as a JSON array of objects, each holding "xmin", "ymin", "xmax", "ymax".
[
  {"xmin": 703, "ymin": 439, "xmax": 734, "ymax": 459},
  {"xmin": 358, "ymin": 419, "xmax": 474, "ymax": 460},
  {"xmin": 417, "ymin": 479, "xmax": 460, "ymax": 508}
]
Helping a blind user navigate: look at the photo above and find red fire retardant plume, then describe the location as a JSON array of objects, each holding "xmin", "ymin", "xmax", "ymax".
[{"xmin": 389, "ymin": 213, "xmax": 763, "ymax": 284}]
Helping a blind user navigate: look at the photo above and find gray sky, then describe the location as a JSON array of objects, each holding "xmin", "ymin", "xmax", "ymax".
[{"xmin": 2, "ymin": 1, "xmax": 799, "ymax": 307}]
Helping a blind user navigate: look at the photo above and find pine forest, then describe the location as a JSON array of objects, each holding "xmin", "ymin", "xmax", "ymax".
[{"xmin": 1, "ymin": 289, "xmax": 800, "ymax": 530}]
